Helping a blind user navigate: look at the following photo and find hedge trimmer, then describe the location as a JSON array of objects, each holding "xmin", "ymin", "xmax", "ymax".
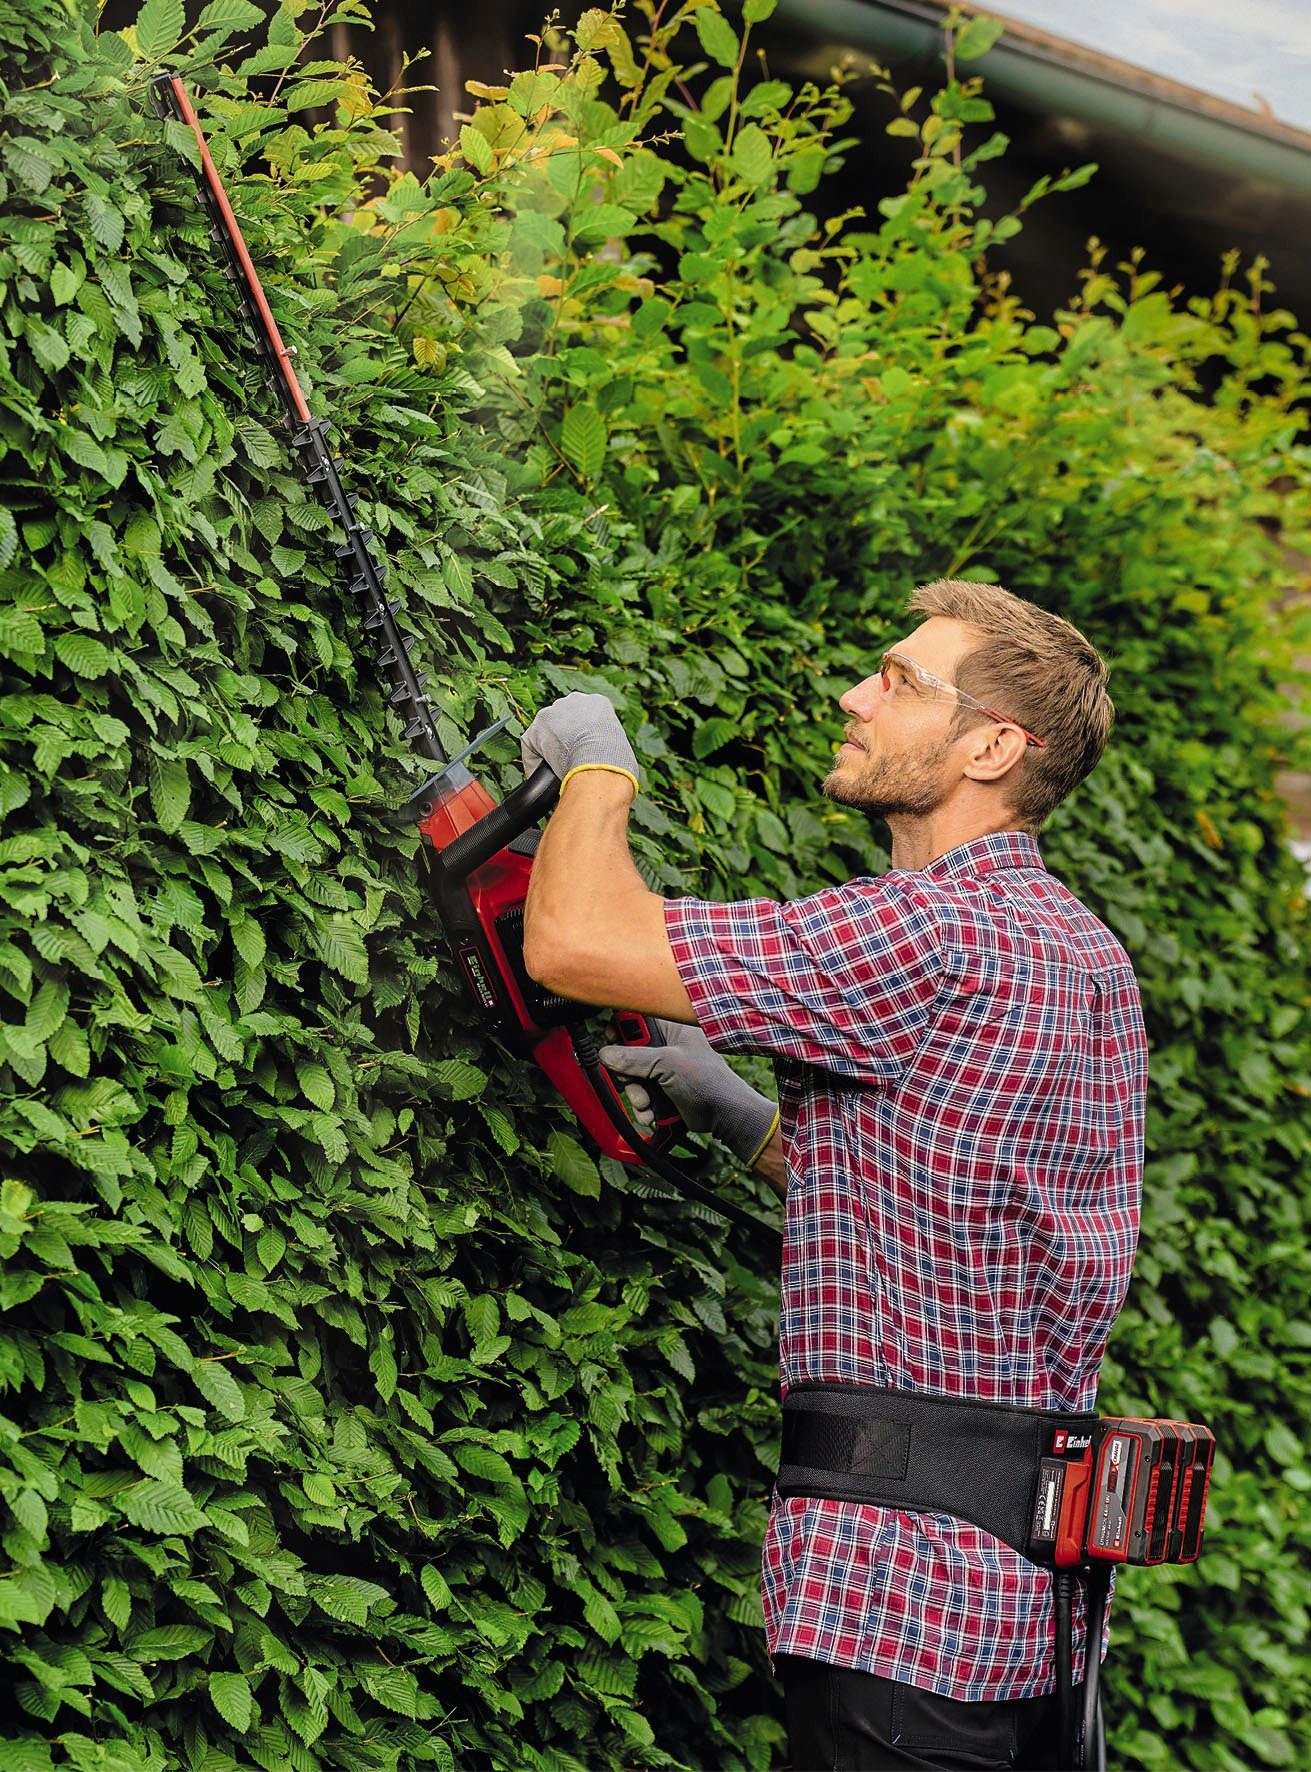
[{"xmin": 150, "ymin": 73, "xmax": 776, "ymax": 1241}]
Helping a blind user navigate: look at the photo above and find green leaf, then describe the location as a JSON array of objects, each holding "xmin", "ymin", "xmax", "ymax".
[
  {"xmin": 297, "ymin": 1062, "xmax": 335, "ymax": 1110},
  {"xmin": 101, "ymin": 1575, "xmax": 132, "ymax": 1631},
  {"xmin": 955, "ymin": 14, "xmax": 1005, "ymax": 59},
  {"xmin": 315, "ymin": 917, "xmax": 369, "ymax": 984},
  {"xmin": 431, "ymin": 1057, "xmax": 486, "ymax": 1100},
  {"xmin": 118, "ymin": 1480, "xmax": 209, "ymax": 1536},
  {"xmin": 451, "ymin": 1441, "xmax": 514, "ymax": 1484},
  {"xmin": 693, "ymin": 9, "xmax": 740, "ymax": 67},
  {"xmin": 729, "ymin": 124, "xmax": 773, "ymax": 187},
  {"xmin": 196, "ymin": 0, "xmax": 263, "ymax": 29},
  {"xmin": 128, "ymin": 1624, "xmax": 212, "ymax": 1661},
  {"xmin": 583, "ymin": 1587, "xmax": 621, "ymax": 1644},
  {"xmin": 0, "ymin": 1742, "xmax": 56, "ymax": 1772},
  {"xmin": 209, "ymin": 1669, "xmax": 254, "ymax": 1731},
  {"xmin": 149, "ymin": 756, "xmax": 191, "ymax": 832},
  {"xmin": 192, "ymin": 1360, "xmax": 246, "ymax": 1421},
  {"xmin": 85, "ymin": 194, "xmax": 125, "ymax": 252},
  {"xmin": 0, "ymin": 607, "xmax": 43, "ymax": 660},
  {"xmin": 561, "ymin": 404, "xmax": 606, "ymax": 480},
  {"xmin": 54, "ymin": 631, "xmax": 111, "ymax": 679},
  {"xmin": 549, "ymin": 1130, "xmax": 601, "ymax": 1198},
  {"xmin": 420, "ymin": 1565, "xmax": 452, "ymax": 1610},
  {"xmin": 135, "ymin": 0, "xmax": 185, "ymax": 58},
  {"xmin": 460, "ymin": 124, "xmax": 493, "ymax": 175}
]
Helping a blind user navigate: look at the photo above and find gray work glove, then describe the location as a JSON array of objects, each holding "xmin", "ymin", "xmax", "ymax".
[
  {"xmin": 520, "ymin": 692, "xmax": 640, "ymax": 794},
  {"xmin": 599, "ymin": 1018, "xmax": 780, "ymax": 1168}
]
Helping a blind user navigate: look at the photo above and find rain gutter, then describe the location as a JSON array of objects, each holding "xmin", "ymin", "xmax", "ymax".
[{"xmin": 769, "ymin": 0, "xmax": 1311, "ymax": 198}]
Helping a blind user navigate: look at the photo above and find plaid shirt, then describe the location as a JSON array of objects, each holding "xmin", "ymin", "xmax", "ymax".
[{"xmin": 664, "ymin": 830, "xmax": 1147, "ymax": 1702}]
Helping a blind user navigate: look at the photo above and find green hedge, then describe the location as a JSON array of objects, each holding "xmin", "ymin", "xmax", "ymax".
[{"xmin": 2, "ymin": 1, "xmax": 1309, "ymax": 1767}]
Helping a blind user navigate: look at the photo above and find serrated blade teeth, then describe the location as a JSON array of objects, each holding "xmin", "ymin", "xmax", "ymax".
[
  {"xmin": 389, "ymin": 672, "xmax": 428, "ymax": 704},
  {"xmin": 362, "ymin": 597, "xmax": 404, "ymax": 630}
]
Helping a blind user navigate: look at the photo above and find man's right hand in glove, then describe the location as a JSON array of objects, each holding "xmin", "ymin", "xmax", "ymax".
[{"xmin": 599, "ymin": 1019, "xmax": 784, "ymax": 1193}]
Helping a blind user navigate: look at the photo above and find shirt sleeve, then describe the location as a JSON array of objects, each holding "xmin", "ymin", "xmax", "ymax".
[{"xmin": 663, "ymin": 877, "xmax": 945, "ymax": 1086}]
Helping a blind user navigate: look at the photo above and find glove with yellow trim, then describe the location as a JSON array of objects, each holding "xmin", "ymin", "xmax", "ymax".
[
  {"xmin": 599, "ymin": 1018, "xmax": 780, "ymax": 1169},
  {"xmin": 520, "ymin": 692, "xmax": 639, "ymax": 796}
]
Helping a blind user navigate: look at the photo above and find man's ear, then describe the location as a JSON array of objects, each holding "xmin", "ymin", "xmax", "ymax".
[{"xmin": 961, "ymin": 724, "xmax": 1028, "ymax": 786}]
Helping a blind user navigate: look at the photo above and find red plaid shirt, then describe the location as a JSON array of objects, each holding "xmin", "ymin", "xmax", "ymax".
[{"xmin": 664, "ymin": 830, "xmax": 1146, "ymax": 1702}]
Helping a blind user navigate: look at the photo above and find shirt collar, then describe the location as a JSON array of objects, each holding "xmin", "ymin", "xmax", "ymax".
[{"xmin": 920, "ymin": 829, "xmax": 1046, "ymax": 882}]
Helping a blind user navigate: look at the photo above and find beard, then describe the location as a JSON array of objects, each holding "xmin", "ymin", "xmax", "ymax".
[{"xmin": 822, "ymin": 734, "xmax": 955, "ymax": 817}]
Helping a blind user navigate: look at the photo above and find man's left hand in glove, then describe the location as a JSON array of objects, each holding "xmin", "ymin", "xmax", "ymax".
[{"xmin": 599, "ymin": 1018, "xmax": 780, "ymax": 1171}]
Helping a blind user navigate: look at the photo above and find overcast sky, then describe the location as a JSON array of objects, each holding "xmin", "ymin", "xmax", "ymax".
[{"xmin": 987, "ymin": 0, "xmax": 1311, "ymax": 132}]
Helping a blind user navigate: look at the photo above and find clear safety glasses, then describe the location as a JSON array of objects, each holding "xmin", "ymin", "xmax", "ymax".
[{"xmin": 879, "ymin": 651, "xmax": 1047, "ymax": 749}]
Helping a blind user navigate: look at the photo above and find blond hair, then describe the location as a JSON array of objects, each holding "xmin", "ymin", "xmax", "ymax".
[{"xmin": 907, "ymin": 579, "xmax": 1114, "ymax": 828}]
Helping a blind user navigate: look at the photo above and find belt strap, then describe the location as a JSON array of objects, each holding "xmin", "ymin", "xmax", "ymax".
[{"xmin": 778, "ymin": 1382, "xmax": 1097, "ymax": 1564}]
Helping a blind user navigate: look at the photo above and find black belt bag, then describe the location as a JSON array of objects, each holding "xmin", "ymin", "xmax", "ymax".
[{"xmin": 778, "ymin": 1380, "xmax": 1097, "ymax": 1566}]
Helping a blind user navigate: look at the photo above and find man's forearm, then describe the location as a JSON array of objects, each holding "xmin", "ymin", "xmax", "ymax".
[{"xmin": 523, "ymin": 771, "xmax": 653, "ymax": 993}]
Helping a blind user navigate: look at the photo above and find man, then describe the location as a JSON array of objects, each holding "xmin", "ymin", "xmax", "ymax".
[{"xmin": 521, "ymin": 579, "xmax": 1147, "ymax": 1771}]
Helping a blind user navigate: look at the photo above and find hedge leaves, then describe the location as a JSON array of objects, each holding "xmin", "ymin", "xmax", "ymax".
[{"xmin": 1, "ymin": 0, "xmax": 1309, "ymax": 1768}]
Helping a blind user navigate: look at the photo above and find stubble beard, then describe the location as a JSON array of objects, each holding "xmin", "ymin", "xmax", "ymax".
[{"xmin": 822, "ymin": 736, "xmax": 954, "ymax": 818}]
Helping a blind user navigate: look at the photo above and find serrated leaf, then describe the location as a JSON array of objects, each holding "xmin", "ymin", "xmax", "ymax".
[
  {"xmin": 297, "ymin": 1062, "xmax": 335, "ymax": 1110},
  {"xmin": 462, "ymin": 1293, "xmax": 500, "ymax": 1346},
  {"xmin": 0, "ymin": 1741, "xmax": 56, "ymax": 1772},
  {"xmin": 197, "ymin": 0, "xmax": 263, "ymax": 29},
  {"xmin": 460, "ymin": 124, "xmax": 493, "ymax": 175},
  {"xmin": 135, "ymin": 0, "xmax": 185, "ymax": 58},
  {"xmin": 561, "ymin": 404, "xmax": 606, "ymax": 480},
  {"xmin": 127, "ymin": 1623, "xmax": 212, "ymax": 1661},
  {"xmin": 118, "ymin": 1480, "xmax": 209, "ymax": 1536},
  {"xmin": 314, "ymin": 917, "xmax": 369, "ymax": 985},
  {"xmin": 209, "ymin": 1669, "xmax": 253, "ymax": 1731},
  {"xmin": 583, "ymin": 1587, "xmax": 621, "ymax": 1644},
  {"xmin": 54, "ymin": 632, "xmax": 112, "ymax": 679},
  {"xmin": 430, "ymin": 1057, "xmax": 486, "ymax": 1100},
  {"xmin": 0, "ymin": 608, "xmax": 43, "ymax": 660},
  {"xmin": 369, "ymin": 1337, "xmax": 397, "ymax": 1402},
  {"xmin": 420, "ymin": 1565, "xmax": 452, "ymax": 1610},
  {"xmin": 450, "ymin": 1440, "xmax": 514, "ymax": 1483},
  {"xmin": 85, "ymin": 194, "xmax": 125, "ymax": 253},
  {"xmin": 149, "ymin": 756, "xmax": 190, "ymax": 832},
  {"xmin": 192, "ymin": 1360, "xmax": 246, "ymax": 1421},
  {"xmin": 101, "ymin": 1575, "xmax": 132, "ymax": 1632},
  {"xmin": 549, "ymin": 1130, "xmax": 601, "ymax": 1198}
]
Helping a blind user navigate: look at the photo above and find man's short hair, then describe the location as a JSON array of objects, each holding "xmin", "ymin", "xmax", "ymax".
[{"xmin": 908, "ymin": 579, "xmax": 1115, "ymax": 828}]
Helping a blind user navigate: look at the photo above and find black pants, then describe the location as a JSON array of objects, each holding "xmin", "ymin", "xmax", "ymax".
[{"xmin": 778, "ymin": 1654, "xmax": 1076, "ymax": 1771}]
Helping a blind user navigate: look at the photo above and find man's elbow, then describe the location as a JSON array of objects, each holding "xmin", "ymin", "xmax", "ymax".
[{"xmin": 522, "ymin": 920, "xmax": 577, "ymax": 996}]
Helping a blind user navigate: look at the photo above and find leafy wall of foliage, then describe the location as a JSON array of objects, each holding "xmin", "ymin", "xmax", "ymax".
[{"xmin": 2, "ymin": 0, "xmax": 1310, "ymax": 1767}]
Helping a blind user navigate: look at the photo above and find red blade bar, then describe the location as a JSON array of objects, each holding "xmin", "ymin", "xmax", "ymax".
[{"xmin": 158, "ymin": 73, "xmax": 312, "ymax": 427}]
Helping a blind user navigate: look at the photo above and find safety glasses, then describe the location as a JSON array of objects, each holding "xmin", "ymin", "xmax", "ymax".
[{"xmin": 880, "ymin": 651, "xmax": 1047, "ymax": 749}]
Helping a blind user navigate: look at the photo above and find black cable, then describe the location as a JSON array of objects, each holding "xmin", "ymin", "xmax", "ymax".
[
  {"xmin": 1080, "ymin": 1562, "xmax": 1112, "ymax": 1771},
  {"xmin": 1054, "ymin": 1570, "xmax": 1074, "ymax": 1769}
]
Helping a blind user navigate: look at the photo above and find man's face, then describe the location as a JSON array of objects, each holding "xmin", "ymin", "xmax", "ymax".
[{"xmin": 822, "ymin": 617, "xmax": 975, "ymax": 816}]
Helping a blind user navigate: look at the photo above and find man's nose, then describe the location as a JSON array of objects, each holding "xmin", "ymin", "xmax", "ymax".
[{"xmin": 840, "ymin": 675, "xmax": 883, "ymax": 720}]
